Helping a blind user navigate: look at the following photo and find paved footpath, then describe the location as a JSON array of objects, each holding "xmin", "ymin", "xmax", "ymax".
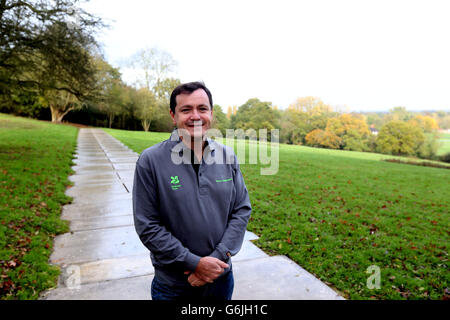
[{"xmin": 40, "ymin": 128, "xmax": 344, "ymax": 300}]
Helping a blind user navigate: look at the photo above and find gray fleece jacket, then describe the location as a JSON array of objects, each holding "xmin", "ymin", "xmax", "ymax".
[{"xmin": 132, "ymin": 130, "xmax": 252, "ymax": 285}]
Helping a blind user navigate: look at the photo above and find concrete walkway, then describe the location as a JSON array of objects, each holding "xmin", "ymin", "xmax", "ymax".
[{"xmin": 40, "ymin": 128, "xmax": 344, "ymax": 300}]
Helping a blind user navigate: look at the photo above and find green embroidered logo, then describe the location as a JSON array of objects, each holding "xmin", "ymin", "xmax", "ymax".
[
  {"xmin": 170, "ymin": 176, "xmax": 181, "ymax": 190},
  {"xmin": 216, "ymin": 178, "xmax": 232, "ymax": 183}
]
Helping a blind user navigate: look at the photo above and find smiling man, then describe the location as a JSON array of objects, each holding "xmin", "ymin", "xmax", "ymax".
[
  {"xmin": 132, "ymin": 81, "xmax": 252, "ymax": 300},
  {"xmin": 169, "ymin": 84, "xmax": 213, "ymax": 164}
]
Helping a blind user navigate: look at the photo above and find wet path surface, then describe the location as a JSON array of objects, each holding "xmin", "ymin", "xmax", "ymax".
[{"xmin": 40, "ymin": 128, "xmax": 344, "ymax": 300}]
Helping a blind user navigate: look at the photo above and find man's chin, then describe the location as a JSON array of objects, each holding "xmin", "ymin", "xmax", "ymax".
[
  {"xmin": 178, "ymin": 127, "xmax": 206, "ymax": 140},
  {"xmin": 190, "ymin": 132, "xmax": 206, "ymax": 140}
]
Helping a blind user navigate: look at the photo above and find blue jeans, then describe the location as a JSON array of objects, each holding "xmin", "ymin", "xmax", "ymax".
[{"xmin": 151, "ymin": 270, "xmax": 234, "ymax": 301}]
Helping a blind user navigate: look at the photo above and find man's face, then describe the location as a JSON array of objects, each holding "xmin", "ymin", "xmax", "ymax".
[{"xmin": 170, "ymin": 89, "xmax": 213, "ymax": 140}]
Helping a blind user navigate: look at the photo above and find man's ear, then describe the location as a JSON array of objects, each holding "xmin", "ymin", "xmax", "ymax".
[{"xmin": 170, "ymin": 110, "xmax": 176, "ymax": 125}]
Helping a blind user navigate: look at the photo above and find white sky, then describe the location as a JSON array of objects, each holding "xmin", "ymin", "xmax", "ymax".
[{"xmin": 83, "ymin": 0, "xmax": 450, "ymax": 112}]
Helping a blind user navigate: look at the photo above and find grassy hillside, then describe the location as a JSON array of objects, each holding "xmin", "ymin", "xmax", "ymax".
[
  {"xmin": 437, "ymin": 132, "xmax": 450, "ymax": 156},
  {"xmin": 105, "ymin": 127, "xmax": 449, "ymax": 300},
  {"xmin": 0, "ymin": 114, "xmax": 77, "ymax": 299}
]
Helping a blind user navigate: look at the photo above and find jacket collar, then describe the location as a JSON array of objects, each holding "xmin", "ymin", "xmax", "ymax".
[{"xmin": 169, "ymin": 129, "xmax": 215, "ymax": 155}]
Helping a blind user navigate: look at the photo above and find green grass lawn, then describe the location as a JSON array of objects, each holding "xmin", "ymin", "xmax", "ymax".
[
  {"xmin": 105, "ymin": 127, "xmax": 449, "ymax": 300},
  {"xmin": 103, "ymin": 128, "xmax": 170, "ymax": 152},
  {"xmin": 0, "ymin": 113, "xmax": 77, "ymax": 299},
  {"xmin": 437, "ymin": 132, "xmax": 450, "ymax": 156}
]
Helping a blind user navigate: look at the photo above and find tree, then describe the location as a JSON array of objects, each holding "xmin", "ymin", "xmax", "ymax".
[
  {"xmin": 35, "ymin": 22, "xmax": 99, "ymax": 122},
  {"xmin": 105, "ymin": 82, "xmax": 130, "ymax": 128},
  {"xmin": 305, "ymin": 129, "xmax": 342, "ymax": 149},
  {"xmin": 133, "ymin": 88, "xmax": 158, "ymax": 132},
  {"xmin": 212, "ymin": 104, "xmax": 230, "ymax": 135},
  {"xmin": 280, "ymin": 109, "xmax": 311, "ymax": 144},
  {"xmin": 129, "ymin": 47, "xmax": 177, "ymax": 90},
  {"xmin": 289, "ymin": 96, "xmax": 333, "ymax": 115},
  {"xmin": 0, "ymin": 0, "xmax": 104, "ymax": 122},
  {"xmin": 438, "ymin": 114, "xmax": 450, "ymax": 130},
  {"xmin": 433, "ymin": 111, "xmax": 450, "ymax": 130},
  {"xmin": 341, "ymin": 128, "xmax": 370, "ymax": 151},
  {"xmin": 384, "ymin": 106, "xmax": 413, "ymax": 123},
  {"xmin": 0, "ymin": 87, "xmax": 47, "ymax": 118},
  {"xmin": 326, "ymin": 114, "xmax": 370, "ymax": 136},
  {"xmin": 232, "ymin": 98, "xmax": 279, "ymax": 140},
  {"xmin": 376, "ymin": 121, "xmax": 425, "ymax": 156},
  {"xmin": 148, "ymin": 77, "xmax": 180, "ymax": 132},
  {"xmin": 325, "ymin": 114, "xmax": 371, "ymax": 151},
  {"xmin": 408, "ymin": 115, "xmax": 439, "ymax": 133},
  {"xmin": 226, "ymin": 106, "xmax": 232, "ymax": 119},
  {"xmin": 417, "ymin": 134, "xmax": 439, "ymax": 159},
  {"xmin": 280, "ymin": 97, "xmax": 337, "ymax": 145},
  {"xmin": 41, "ymin": 89, "xmax": 79, "ymax": 123},
  {"xmin": 92, "ymin": 56, "xmax": 128, "ymax": 128},
  {"xmin": 126, "ymin": 47, "xmax": 180, "ymax": 132},
  {"xmin": 153, "ymin": 77, "xmax": 180, "ymax": 102}
]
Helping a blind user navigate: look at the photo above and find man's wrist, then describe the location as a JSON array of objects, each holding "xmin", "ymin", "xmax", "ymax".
[
  {"xmin": 210, "ymin": 244, "xmax": 231, "ymax": 262},
  {"xmin": 185, "ymin": 252, "xmax": 202, "ymax": 272}
]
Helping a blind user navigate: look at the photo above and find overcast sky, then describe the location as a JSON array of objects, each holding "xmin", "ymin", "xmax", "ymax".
[{"xmin": 83, "ymin": 0, "xmax": 450, "ymax": 112}]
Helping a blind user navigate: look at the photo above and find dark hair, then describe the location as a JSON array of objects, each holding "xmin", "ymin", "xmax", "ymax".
[{"xmin": 170, "ymin": 81, "xmax": 213, "ymax": 114}]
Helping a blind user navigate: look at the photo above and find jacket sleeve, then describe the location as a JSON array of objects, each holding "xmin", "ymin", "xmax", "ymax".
[
  {"xmin": 209, "ymin": 155, "xmax": 252, "ymax": 261},
  {"xmin": 132, "ymin": 159, "xmax": 201, "ymax": 272}
]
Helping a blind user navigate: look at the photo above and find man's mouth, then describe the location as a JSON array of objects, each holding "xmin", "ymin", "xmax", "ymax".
[{"xmin": 187, "ymin": 122, "xmax": 204, "ymax": 127}]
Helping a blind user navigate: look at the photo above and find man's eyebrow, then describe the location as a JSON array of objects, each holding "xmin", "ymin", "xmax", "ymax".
[{"xmin": 179, "ymin": 104, "xmax": 209, "ymax": 108}]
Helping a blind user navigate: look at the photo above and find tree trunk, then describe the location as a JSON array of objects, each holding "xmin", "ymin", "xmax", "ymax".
[
  {"xmin": 141, "ymin": 119, "xmax": 150, "ymax": 132},
  {"xmin": 121, "ymin": 114, "xmax": 126, "ymax": 129},
  {"xmin": 50, "ymin": 105, "xmax": 72, "ymax": 123},
  {"xmin": 108, "ymin": 112, "xmax": 114, "ymax": 128}
]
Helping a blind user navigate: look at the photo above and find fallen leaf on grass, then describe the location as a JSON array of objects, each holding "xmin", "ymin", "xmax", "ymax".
[{"xmin": 369, "ymin": 224, "xmax": 378, "ymax": 235}]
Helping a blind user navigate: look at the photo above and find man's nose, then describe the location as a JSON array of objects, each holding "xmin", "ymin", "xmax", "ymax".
[{"xmin": 190, "ymin": 109, "xmax": 201, "ymax": 120}]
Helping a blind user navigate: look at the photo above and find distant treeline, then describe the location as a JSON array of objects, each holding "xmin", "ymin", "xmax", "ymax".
[{"xmin": 1, "ymin": 0, "xmax": 449, "ymax": 162}]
